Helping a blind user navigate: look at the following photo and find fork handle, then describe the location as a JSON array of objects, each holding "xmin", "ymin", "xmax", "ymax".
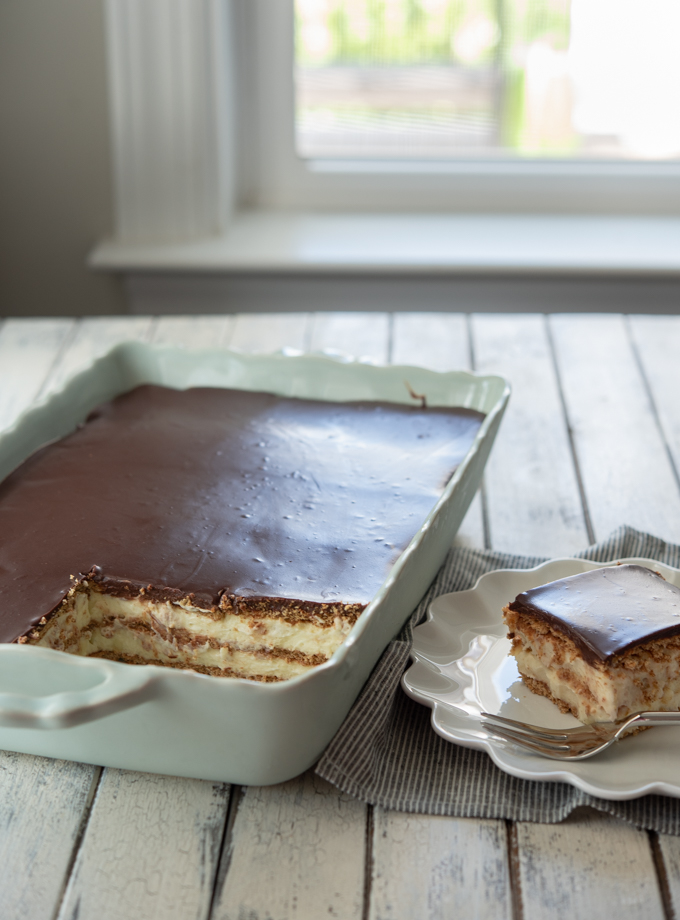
[{"xmin": 629, "ymin": 711, "xmax": 680, "ymax": 726}]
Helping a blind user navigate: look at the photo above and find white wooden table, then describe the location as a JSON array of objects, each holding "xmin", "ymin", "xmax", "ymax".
[{"xmin": 2, "ymin": 311, "xmax": 680, "ymax": 920}]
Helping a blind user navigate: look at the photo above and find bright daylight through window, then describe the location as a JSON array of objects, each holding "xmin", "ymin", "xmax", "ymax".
[{"xmin": 294, "ymin": 0, "xmax": 680, "ymax": 162}]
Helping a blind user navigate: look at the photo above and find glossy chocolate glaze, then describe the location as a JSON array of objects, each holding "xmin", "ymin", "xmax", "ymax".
[
  {"xmin": 0, "ymin": 384, "xmax": 485, "ymax": 643},
  {"xmin": 509, "ymin": 564, "xmax": 680, "ymax": 663}
]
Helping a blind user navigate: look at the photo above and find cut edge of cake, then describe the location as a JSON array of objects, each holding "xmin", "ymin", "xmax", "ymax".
[{"xmin": 22, "ymin": 570, "xmax": 365, "ymax": 682}]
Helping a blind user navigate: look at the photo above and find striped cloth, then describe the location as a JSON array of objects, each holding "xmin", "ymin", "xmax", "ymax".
[{"xmin": 315, "ymin": 526, "xmax": 680, "ymax": 834}]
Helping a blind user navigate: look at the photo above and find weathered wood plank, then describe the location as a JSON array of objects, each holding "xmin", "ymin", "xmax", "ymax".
[
  {"xmin": 653, "ymin": 832, "xmax": 680, "ymax": 918},
  {"xmin": 1, "ymin": 318, "xmax": 217, "ymax": 920},
  {"xmin": 5, "ymin": 313, "xmax": 670, "ymax": 920},
  {"xmin": 229, "ymin": 313, "xmax": 310, "ymax": 353},
  {"xmin": 392, "ymin": 313, "xmax": 470, "ymax": 372},
  {"xmin": 472, "ymin": 314, "xmax": 587, "ymax": 557},
  {"xmin": 213, "ymin": 773, "xmax": 365, "ymax": 920},
  {"xmin": 58, "ymin": 770, "xmax": 229, "ymax": 920},
  {"xmin": 0, "ymin": 322, "xmax": 99, "ymax": 920},
  {"xmin": 211, "ymin": 314, "xmax": 369, "ymax": 920},
  {"xmin": 0, "ymin": 318, "xmax": 75, "ymax": 431},
  {"xmin": 150, "ymin": 315, "xmax": 235, "ymax": 349},
  {"xmin": 627, "ymin": 315, "xmax": 680, "ymax": 483},
  {"xmin": 44, "ymin": 316, "xmax": 154, "ymax": 396},
  {"xmin": 366, "ymin": 316, "xmax": 504, "ymax": 920},
  {"xmin": 550, "ymin": 313, "xmax": 680, "ymax": 544},
  {"xmin": 369, "ymin": 811, "xmax": 510, "ymax": 920},
  {"xmin": 309, "ymin": 312, "xmax": 390, "ymax": 363},
  {"xmin": 392, "ymin": 314, "xmax": 484, "ymax": 548},
  {"xmin": 475, "ymin": 314, "xmax": 664, "ymax": 919},
  {"xmin": 517, "ymin": 812, "xmax": 665, "ymax": 920},
  {"xmin": 0, "ymin": 752, "xmax": 97, "ymax": 920}
]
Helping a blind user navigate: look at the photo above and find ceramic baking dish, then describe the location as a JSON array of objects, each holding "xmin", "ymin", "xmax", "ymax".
[{"xmin": 0, "ymin": 343, "xmax": 509, "ymax": 784}]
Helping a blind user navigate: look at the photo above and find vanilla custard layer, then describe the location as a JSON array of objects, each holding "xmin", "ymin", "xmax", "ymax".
[
  {"xmin": 31, "ymin": 589, "xmax": 353, "ymax": 681},
  {"xmin": 505, "ymin": 607, "xmax": 680, "ymax": 723}
]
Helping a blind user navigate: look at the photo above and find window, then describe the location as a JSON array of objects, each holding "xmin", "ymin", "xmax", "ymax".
[
  {"xmin": 245, "ymin": 0, "xmax": 680, "ymax": 214},
  {"xmin": 96, "ymin": 0, "xmax": 680, "ymax": 262},
  {"xmin": 294, "ymin": 0, "xmax": 680, "ymax": 163}
]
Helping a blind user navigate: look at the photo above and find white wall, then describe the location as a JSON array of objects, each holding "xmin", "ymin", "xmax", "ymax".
[{"xmin": 0, "ymin": 0, "xmax": 126, "ymax": 316}]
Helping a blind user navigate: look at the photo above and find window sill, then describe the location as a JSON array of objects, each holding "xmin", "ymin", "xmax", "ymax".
[{"xmin": 90, "ymin": 212, "xmax": 680, "ymax": 277}]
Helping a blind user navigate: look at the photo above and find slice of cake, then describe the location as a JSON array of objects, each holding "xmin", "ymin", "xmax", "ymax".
[
  {"xmin": 0, "ymin": 384, "xmax": 485, "ymax": 681},
  {"xmin": 503, "ymin": 564, "xmax": 680, "ymax": 723}
]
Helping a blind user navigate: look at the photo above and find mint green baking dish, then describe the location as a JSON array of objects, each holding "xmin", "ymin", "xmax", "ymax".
[{"xmin": 0, "ymin": 343, "xmax": 509, "ymax": 784}]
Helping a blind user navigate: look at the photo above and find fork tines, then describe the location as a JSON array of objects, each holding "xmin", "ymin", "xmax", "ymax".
[
  {"xmin": 479, "ymin": 710, "xmax": 617, "ymax": 760},
  {"xmin": 478, "ymin": 710, "xmax": 680, "ymax": 761},
  {"xmin": 480, "ymin": 711, "xmax": 600, "ymax": 742}
]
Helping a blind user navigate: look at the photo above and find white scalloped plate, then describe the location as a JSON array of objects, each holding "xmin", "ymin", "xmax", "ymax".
[{"xmin": 402, "ymin": 557, "xmax": 680, "ymax": 800}]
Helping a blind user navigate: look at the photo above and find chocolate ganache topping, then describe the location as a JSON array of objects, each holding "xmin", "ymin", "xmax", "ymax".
[
  {"xmin": 509, "ymin": 564, "xmax": 680, "ymax": 662},
  {"xmin": 0, "ymin": 384, "xmax": 485, "ymax": 644}
]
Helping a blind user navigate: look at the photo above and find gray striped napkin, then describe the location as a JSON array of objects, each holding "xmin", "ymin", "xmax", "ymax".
[{"xmin": 315, "ymin": 526, "xmax": 680, "ymax": 834}]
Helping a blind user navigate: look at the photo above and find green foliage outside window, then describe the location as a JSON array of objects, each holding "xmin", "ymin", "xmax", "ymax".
[{"xmin": 296, "ymin": 0, "xmax": 571, "ymax": 68}]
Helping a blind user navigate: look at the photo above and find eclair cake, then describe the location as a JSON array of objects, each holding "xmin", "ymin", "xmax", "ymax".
[
  {"xmin": 0, "ymin": 384, "xmax": 485, "ymax": 681},
  {"xmin": 504, "ymin": 564, "xmax": 680, "ymax": 723}
]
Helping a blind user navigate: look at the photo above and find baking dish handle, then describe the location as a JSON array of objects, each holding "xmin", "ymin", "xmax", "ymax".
[{"xmin": 0, "ymin": 647, "xmax": 162, "ymax": 729}]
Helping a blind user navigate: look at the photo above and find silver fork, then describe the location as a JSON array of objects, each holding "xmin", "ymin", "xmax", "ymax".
[{"xmin": 480, "ymin": 710, "xmax": 680, "ymax": 760}]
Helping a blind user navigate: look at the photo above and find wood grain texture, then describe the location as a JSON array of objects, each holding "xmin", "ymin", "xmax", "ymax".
[
  {"xmin": 550, "ymin": 313, "xmax": 680, "ymax": 543},
  {"xmin": 654, "ymin": 832, "xmax": 680, "ymax": 918},
  {"xmin": 150, "ymin": 315, "xmax": 235, "ymax": 348},
  {"xmin": 58, "ymin": 770, "xmax": 229, "ymax": 920},
  {"xmin": 472, "ymin": 313, "xmax": 587, "ymax": 557},
  {"xmin": 309, "ymin": 312, "xmax": 390, "ymax": 363},
  {"xmin": 0, "ymin": 320, "xmax": 97, "ymax": 920},
  {"xmin": 213, "ymin": 773, "xmax": 366, "ymax": 920},
  {"xmin": 628, "ymin": 315, "xmax": 680, "ymax": 485},
  {"xmin": 517, "ymin": 812, "xmax": 665, "ymax": 920},
  {"xmin": 392, "ymin": 314, "xmax": 484, "ymax": 548},
  {"xmin": 369, "ymin": 811, "xmax": 510, "ymax": 920},
  {"xmin": 477, "ymin": 315, "xmax": 664, "ymax": 920},
  {"xmin": 2, "ymin": 314, "xmax": 675, "ymax": 920},
  {"xmin": 0, "ymin": 318, "xmax": 74, "ymax": 431},
  {"xmin": 44, "ymin": 316, "xmax": 154, "ymax": 396},
  {"xmin": 229, "ymin": 313, "xmax": 310, "ymax": 353},
  {"xmin": 0, "ymin": 752, "xmax": 97, "ymax": 920},
  {"xmin": 211, "ymin": 313, "xmax": 369, "ymax": 920},
  {"xmin": 367, "ymin": 315, "xmax": 500, "ymax": 920},
  {"xmin": 391, "ymin": 313, "xmax": 470, "ymax": 372}
]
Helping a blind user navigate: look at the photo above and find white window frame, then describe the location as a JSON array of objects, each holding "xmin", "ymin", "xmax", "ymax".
[
  {"xmin": 93, "ymin": 0, "xmax": 680, "ymax": 279},
  {"xmin": 245, "ymin": 0, "xmax": 680, "ymax": 215}
]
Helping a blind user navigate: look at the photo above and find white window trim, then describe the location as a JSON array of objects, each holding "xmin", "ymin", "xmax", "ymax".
[
  {"xmin": 92, "ymin": 0, "xmax": 680, "ymax": 278},
  {"xmin": 91, "ymin": 211, "xmax": 680, "ymax": 275},
  {"xmin": 247, "ymin": 0, "xmax": 680, "ymax": 216},
  {"xmin": 103, "ymin": 0, "xmax": 235, "ymax": 243}
]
